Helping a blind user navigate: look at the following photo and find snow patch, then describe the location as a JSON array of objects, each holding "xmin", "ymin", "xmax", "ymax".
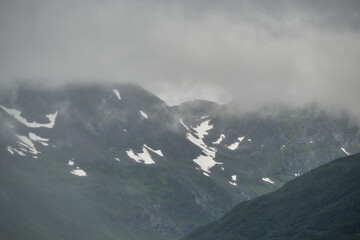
[
  {"xmin": 262, "ymin": 178, "xmax": 275, "ymax": 184},
  {"xmin": 113, "ymin": 89, "xmax": 121, "ymax": 100},
  {"xmin": 192, "ymin": 120, "xmax": 213, "ymax": 139},
  {"xmin": 70, "ymin": 167, "xmax": 87, "ymax": 177},
  {"xmin": 17, "ymin": 135, "xmax": 40, "ymax": 155},
  {"xmin": 228, "ymin": 136, "xmax": 245, "ymax": 150},
  {"xmin": 29, "ymin": 132, "xmax": 49, "ymax": 146},
  {"xmin": 144, "ymin": 144, "xmax": 163, "ymax": 157},
  {"xmin": 247, "ymin": 139, "xmax": 252, "ymax": 142},
  {"xmin": 126, "ymin": 144, "xmax": 163, "ymax": 165},
  {"xmin": 193, "ymin": 155, "xmax": 222, "ymax": 173},
  {"xmin": 115, "ymin": 158, "xmax": 120, "ymax": 162},
  {"xmin": 67, "ymin": 160, "xmax": 74, "ymax": 166},
  {"xmin": 341, "ymin": 147, "xmax": 350, "ymax": 156},
  {"xmin": 229, "ymin": 175, "xmax": 237, "ymax": 186},
  {"xmin": 9, "ymin": 132, "xmax": 51, "ymax": 157},
  {"xmin": 213, "ymin": 134, "xmax": 225, "ymax": 144},
  {"xmin": 7, "ymin": 146, "xmax": 14, "ymax": 155},
  {"xmin": 139, "ymin": 110, "xmax": 148, "ymax": 119},
  {"xmin": 182, "ymin": 119, "xmax": 222, "ymax": 175},
  {"xmin": 221, "ymin": 167, "xmax": 224, "ymax": 171},
  {"xmin": 200, "ymin": 115, "xmax": 209, "ymax": 119},
  {"xmin": 0, "ymin": 105, "xmax": 58, "ymax": 128},
  {"xmin": 294, "ymin": 173, "xmax": 300, "ymax": 177},
  {"xmin": 203, "ymin": 172, "xmax": 210, "ymax": 177},
  {"xmin": 126, "ymin": 148, "xmax": 155, "ymax": 164},
  {"xmin": 179, "ymin": 119, "xmax": 193, "ymax": 132},
  {"xmin": 13, "ymin": 148, "xmax": 26, "ymax": 156}
]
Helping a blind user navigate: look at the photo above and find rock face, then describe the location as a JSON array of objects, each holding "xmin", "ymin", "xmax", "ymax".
[{"xmin": 0, "ymin": 83, "xmax": 359, "ymax": 240}]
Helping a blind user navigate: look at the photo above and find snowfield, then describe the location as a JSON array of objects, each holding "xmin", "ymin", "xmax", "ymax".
[
  {"xmin": 180, "ymin": 119, "xmax": 222, "ymax": 175},
  {"xmin": 113, "ymin": 89, "xmax": 121, "ymax": 100},
  {"xmin": 0, "ymin": 105, "xmax": 58, "ymax": 128},
  {"xmin": 262, "ymin": 178, "xmax": 275, "ymax": 184}
]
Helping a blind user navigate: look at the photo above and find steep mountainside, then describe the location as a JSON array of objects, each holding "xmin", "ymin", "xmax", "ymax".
[
  {"xmin": 182, "ymin": 153, "xmax": 360, "ymax": 240},
  {"xmin": 0, "ymin": 83, "xmax": 359, "ymax": 240}
]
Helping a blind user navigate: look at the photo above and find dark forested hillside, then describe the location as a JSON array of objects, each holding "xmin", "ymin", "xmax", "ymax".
[{"xmin": 182, "ymin": 153, "xmax": 360, "ymax": 240}]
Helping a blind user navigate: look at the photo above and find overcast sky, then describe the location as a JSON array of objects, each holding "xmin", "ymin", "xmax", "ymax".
[{"xmin": 0, "ymin": 0, "xmax": 359, "ymax": 112}]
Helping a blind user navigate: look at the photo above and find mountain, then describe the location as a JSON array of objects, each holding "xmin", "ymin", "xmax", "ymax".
[
  {"xmin": 0, "ymin": 83, "xmax": 359, "ymax": 240},
  {"xmin": 181, "ymin": 153, "xmax": 360, "ymax": 240}
]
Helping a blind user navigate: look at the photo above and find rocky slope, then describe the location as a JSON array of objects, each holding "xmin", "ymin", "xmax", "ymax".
[{"xmin": 0, "ymin": 83, "xmax": 359, "ymax": 239}]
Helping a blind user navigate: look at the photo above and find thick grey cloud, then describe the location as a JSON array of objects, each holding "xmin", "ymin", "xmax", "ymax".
[{"xmin": 0, "ymin": 0, "xmax": 359, "ymax": 113}]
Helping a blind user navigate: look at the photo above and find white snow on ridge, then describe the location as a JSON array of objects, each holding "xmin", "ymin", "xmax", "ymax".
[
  {"xmin": 228, "ymin": 142, "xmax": 239, "ymax": 150},
  {"xmin": 228, "ymin": 136, "xmax": 245, "ymax": 150},
  {"xmin": 67, "ymin": 159, "xmax": 74, "ymax": 166},
  {"xmin": 341, "ymin": 147, "xmax": 350, "ymax": 156},
  {"xmin": 213, "ymin": 134, "xmax": 225, "ymax": 144},
  {"xmin": 229, "ymin": 175, "xmax": 237, "ymax": 186},
  {"xmin": 137, "ymin": 148, "xmax": 155, "ymax": 164},
  {"xmin": 179, "ymin": 119, "xmax": 193, "ymax": 132},
  {"xmin": 29, "ymin": 132, "xmax": 49, "ymax": 146},
  {"xmin": 193, "ymin": 155, "xmax": 222, "ymax": 173},
  {"xmin": 70, "ymin": 167, "xmax": 87, "ymax": 177},
  {"xmin": 262, "ymin": 178, "xmax": 275, "ymax": 184},
  {"xmin": 113, "ymin": 89, "xmax": 121, "ymax": 100},
  {"xmin": 182, "ymin": 119, "xmax": 222, "ymax": 175},
  {"xmin": 16, "ymin": 135, "xmax": 40, "ymax": 155},
  {"xmin": 14, "ymin": 148, "xmax": 26, "ymax": 156},
  {"xmin": 192, "ymin": 120, "xmax": 213, "ymax": 139},
  {"xmin": 186, "ymin": 132, "xmax": 216, "ymax": 156},
  {"xmin": 7, "ymin": 132, "xmax": 50, "ymax": 157},
  {"xmin": 140, "ymin": 110, "xmax": 148, "ymax": 119},
  {"xmin": 0, "ymin": 105, "xmax": 58, "ymax": 128},
  {"xmin": 126, "ymin": 148, "xmax": 155, "ymax": 164},
  {"xmin": 7, "ymin": 146, "xmax": 14, "ymax": 155},
  {"xmin": 126, "ymin": 144, "xmax": 163, "ymax": 165},
  {"xmin": 144, "ymin": 144, "xmax": 163, "ymax": 157}
]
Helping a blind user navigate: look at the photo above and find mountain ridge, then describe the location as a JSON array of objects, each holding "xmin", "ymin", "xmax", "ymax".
[{"xmin": 0, "ymin": 83, "xmax": 359, "ymax": 240}]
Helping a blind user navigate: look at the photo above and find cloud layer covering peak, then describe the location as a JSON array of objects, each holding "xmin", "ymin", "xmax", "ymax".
[{"xmin": 0, "ymin": 0, "xmax": 359, "ymax": 113}]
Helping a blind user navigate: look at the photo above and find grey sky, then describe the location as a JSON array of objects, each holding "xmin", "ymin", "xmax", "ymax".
[{"xmin": 0, "ymin": 0, "xmax": 359, "ymax": 112}]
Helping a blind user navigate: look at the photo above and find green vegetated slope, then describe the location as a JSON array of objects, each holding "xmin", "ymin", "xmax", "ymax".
[{"xmin": 182, "ymin": 153, "xmax": 360, "ymax": 240}]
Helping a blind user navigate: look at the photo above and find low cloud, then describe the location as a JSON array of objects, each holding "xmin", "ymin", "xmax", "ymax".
[{"xmin": 0, "ymin": 0, "xmax": 359, "ymax": 114}]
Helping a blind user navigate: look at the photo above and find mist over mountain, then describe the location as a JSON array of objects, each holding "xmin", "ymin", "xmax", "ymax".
[
  {"xmin": 1, "ymin": 1, "xmax": 359, "ymax": 239},
  {"xmin": 0, "ymin": 83, "xmax": 359, "ymax": 240},
  {"xmin": 1, "ymin": 0, "xmax": 360, "ymax": 112}
]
